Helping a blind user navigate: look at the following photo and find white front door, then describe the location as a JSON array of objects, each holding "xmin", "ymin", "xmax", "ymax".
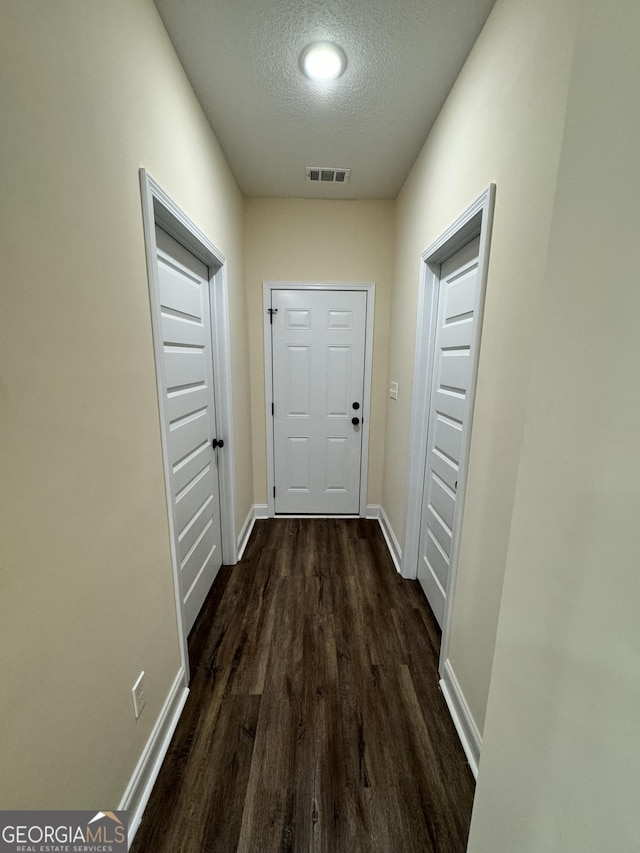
[
  {"xmin": 418, "ymin": 236, "xmax": 481, "ymax": 627},
  {"xmin": 270, "ymin": 289, "xmax": 367, "ymax": 514},
  {"xmin": 155, "ymin": 226, "xmax": 223, "ymax": 634}
]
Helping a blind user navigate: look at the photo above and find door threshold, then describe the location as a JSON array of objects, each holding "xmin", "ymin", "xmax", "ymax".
[{"xmin": 273, "ymin": 513, "xmax": 362, "ymax": 519}]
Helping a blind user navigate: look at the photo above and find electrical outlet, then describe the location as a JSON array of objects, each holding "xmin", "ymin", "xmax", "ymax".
[{"xmin": 132, "ymin": 671, "xmax": 146, "ymax": 719}]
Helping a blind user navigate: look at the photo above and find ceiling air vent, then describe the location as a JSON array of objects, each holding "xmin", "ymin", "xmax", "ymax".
[{"xmin": 306, "ymin": 167, "xmax": 351, "ymax": 184}]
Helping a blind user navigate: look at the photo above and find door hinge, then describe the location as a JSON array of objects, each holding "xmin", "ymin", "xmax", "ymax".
[
  {"xmin": 273, "ymin": 486, "xmax": 276, "ymax": 498},
  {"xmin": 267, "ymin": 307, "xmax": 278, "ymax": 324},
  {"xmin": 271, "ymin": 402, "xmax": 274, "ymax": 416}
]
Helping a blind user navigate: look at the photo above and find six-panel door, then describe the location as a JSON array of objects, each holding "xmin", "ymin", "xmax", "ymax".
[{"xmin": 271, "ymin": 289, "xmax": 367, "ymax": 514}]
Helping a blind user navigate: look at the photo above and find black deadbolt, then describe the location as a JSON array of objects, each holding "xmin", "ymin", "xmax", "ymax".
[{"xmin": 352, "ymin": 401, "xmax": 360, "ymax": 410}]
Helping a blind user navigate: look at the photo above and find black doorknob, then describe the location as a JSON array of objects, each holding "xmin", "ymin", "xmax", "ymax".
[
  {"xmin": 212, "ymin": 438, "xmax": 225, "ymax": 449},
  {"xmin": 352, "ymin": 417, "xmax": 360, "ymax": 426},
  {"xmin": 352, "ymin": 402, "xmax": 360, "ymax": 410}
]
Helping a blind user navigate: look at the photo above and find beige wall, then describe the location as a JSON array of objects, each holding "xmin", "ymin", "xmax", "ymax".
[
  {"xmin": 244, "ymin": 199, "xmax": 395, "ymax": 507},
  {"xmin": 469, "ymin": 1, "xmax": 640, "ymax": 848},
  {"xmin": 0, "ymin": 1, "xmax": 251, "ymax": 808},
  {"xmin": 384, "ymin": 0, "xmax": 577, "ymax": 732}
]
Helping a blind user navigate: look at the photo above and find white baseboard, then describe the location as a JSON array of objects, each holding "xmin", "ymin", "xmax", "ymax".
[
  {"xmin": 365, "ymin": 504, "xmax": 381, "ymax": 519},
  {"xmin": 439, "ymin": 658, "xmax": 481, "ymax": 779},
  {"xmin": 119, "ymin": 668, "xmax": 189, "ymax": 846},
  {"xmin": 237, "ymin": 505, "xmax": 270, "ymax": 560},
  {"xmin": 378, "ymin": 506, "xmax": 402, "ymax": 573},
  {"xmin": 237, "ymin": 507, "xmax": 256, "ymax": 561}
]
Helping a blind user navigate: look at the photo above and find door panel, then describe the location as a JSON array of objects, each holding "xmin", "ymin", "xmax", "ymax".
[
  {"xmin": 433, "ymin": 414, "xmax": 463, "ymax": 464},
  {"xmin": 161, "ymin": 314, "xmax": 208, "ymax": 348},
  {"xmin": 271, "ymin": 289, "xmax": 367, "ymax": 514},
  {"xmin": 168, "ymin": 409, "xmax": 209, "ymax": 466},
  {"xmin": 172, "ymin": 441, "xmax": 210, "ymax": 495},
  {"xmin": 179, "ymin": 494, "xmax": 215, "ymax": 557},
  {"xmin": 425, "ymin": 531, "xmax": 449, "ymax": 589},
  {"xmin": 180, "ymin": 518, "xmax": 218, "ymax": 593},
  {"xmin": 286, "ymin": 436, "xmax": 311, "ymax": 491},
  {"xmin": 325, "ymin": 436, "xmax": 349, "ymax": 491},
  {"xmin": 286, "ymin": 346, "xmax": 311, "ymax": 414},
  {"xmin": 163, "ymin": 350, "xmax": 207, "ymax": 390},
  {"xmin": 326, "ymin": 347, "xmax": 352, "ymax": 415},
  {"xmin": 155, "ymin": 226, "xmax": 222, "ymax": 634},
  {"xmin": 158, "ymin": 259, "xmax": 204, "ymax": 318},
  {"xmin": 429, "ymin": 472, "xmax": 455, "ymax": 530},
  {"xmin": 175, "ymin": 464, "xmax": 214, "ymax": 532},
  {"xmin": 418, "ymin": 236, "xmax": 480, "ymax": 627},
  {"xmin": 440, "ymin": 350, "xmax": 472, "ymax": 392}
]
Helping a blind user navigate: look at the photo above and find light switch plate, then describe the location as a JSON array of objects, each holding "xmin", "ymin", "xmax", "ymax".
[{"xmin": 390, "ymin": 382, "xmax": 398, "ymax": 400}]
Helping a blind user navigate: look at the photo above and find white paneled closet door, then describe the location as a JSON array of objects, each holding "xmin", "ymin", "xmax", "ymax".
[
  {"xmin": 418, "ymin": 236, "xmax": 481, "ymax": 626},
  {"xmin": 155, "ymin": 226, "xmax": 223, "ymax": 633}
]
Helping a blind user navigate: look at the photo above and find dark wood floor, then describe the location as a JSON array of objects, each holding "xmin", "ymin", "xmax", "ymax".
[{"xmin": 131, "ymin": 519, "xmax": 474, "ymax": 853}]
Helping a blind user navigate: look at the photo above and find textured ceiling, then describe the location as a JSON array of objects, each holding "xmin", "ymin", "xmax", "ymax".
[{"xmin": 152, "ymin": 0, "xmax": 497, "ymax": 199}]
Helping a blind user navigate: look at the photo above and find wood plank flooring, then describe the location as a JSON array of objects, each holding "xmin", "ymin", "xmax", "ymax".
[{"xmin": 131, "ymin": 519, "xmax": 474, "ymax": 853}]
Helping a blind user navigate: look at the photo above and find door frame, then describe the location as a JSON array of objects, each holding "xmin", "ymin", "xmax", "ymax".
[
  {"xmin": 402, "ymin": 185, "xmax": 495, "ymax": 666},
  {"xmin": 263, "ymin": 282, "xmax": 375, "ymax": 517},
  {"xmin": 139, "ymin": 169, "xmax": 238, "ymax": 679}
]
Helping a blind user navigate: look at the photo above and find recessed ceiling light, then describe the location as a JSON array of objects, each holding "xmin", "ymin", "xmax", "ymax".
[{"xmin": 300, "ymin": 43, "xmax": 346, "ymax": 82}]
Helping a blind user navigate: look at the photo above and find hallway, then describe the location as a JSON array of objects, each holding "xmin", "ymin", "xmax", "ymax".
[{"xmin": 131, "ymin": 519, "xmax": 474, "ymax": 852}]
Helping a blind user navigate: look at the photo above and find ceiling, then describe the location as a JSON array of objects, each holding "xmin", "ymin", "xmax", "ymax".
[{"xmin": 152, "ymin": 0, "xmax": 497, "ymax": 199}]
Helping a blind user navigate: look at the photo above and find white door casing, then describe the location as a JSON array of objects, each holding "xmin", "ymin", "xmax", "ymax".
[
  {"xmin": 417, "ymin": 237, "xmax": 480, "ymax": 627},
  {"xmin": 264, "ymin": 284, "xmax": 374, "ymax": 516},
  {"xmin": 401, "ymin": 187, "xmax": 494, "ymax": 777},
  {"xmin": 155, "ymin": 226, "xmax": 223, "ymax": 634},
  {"xmin": 403, "ymin": 184, "xmax": 495, "ymax": 666}
]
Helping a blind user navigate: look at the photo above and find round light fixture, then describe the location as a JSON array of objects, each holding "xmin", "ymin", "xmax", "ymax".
[{"xmin": 300, "ymin": 42, "xmax": 346, "ymax": 81}]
